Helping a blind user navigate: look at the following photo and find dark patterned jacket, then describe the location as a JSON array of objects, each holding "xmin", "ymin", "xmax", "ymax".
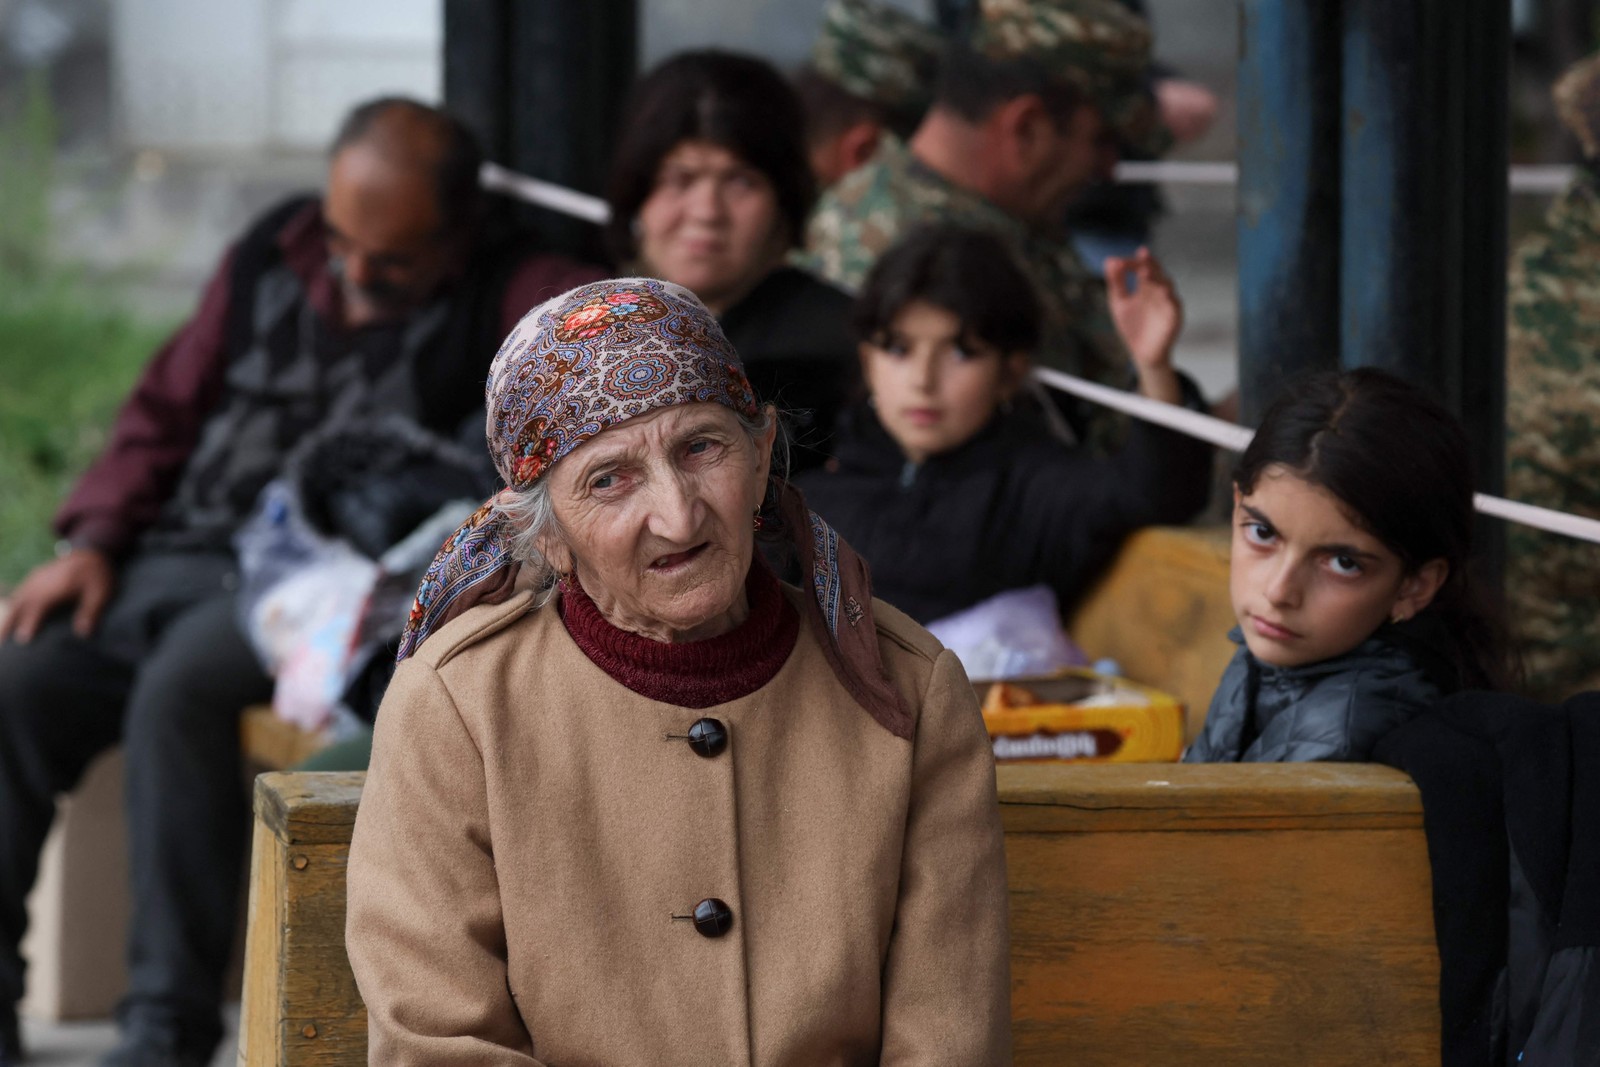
[{"xmin": 54, "ymin": 198, "xmax": 603, "ymax": 557}]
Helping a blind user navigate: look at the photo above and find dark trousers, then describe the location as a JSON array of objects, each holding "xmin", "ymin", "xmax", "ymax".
[{"xmin": 0, "ymin": 552, "xmax": 271, "ymax": 1051}]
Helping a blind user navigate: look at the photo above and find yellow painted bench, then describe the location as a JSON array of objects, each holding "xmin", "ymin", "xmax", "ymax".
[
  {"xmin": 1068, "ymin": 525, "xmax": 1236, "ymax": 742},
  {"xmin": 242, "ymin": 762, "xmax": 1438, "ymax": 1066}
]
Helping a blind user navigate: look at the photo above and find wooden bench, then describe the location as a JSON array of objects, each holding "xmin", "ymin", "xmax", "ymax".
[{"xmin": 242, "ymin": 763, "xmax": 1438, "ymax": 1066}]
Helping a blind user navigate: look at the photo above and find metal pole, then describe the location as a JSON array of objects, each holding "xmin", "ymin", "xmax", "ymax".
[
  {"xmin": 445, "ymin": 0, "xmax": 636, "ymax": 260},
  {"xmin": 1461, "ymin": 0, "xmax": 1511, "ymax": 580},
  {"xmin": 1235, "ymin": 0, "xmax": 1344, "ymax": 425},
  {"xmin": 1339, "ymin": 0, "xmax": 1511, "ymax": 447},
  {"xmin": 442, "ymin": 0, "xmax": 511, "ymax": 164},
  {"xmin": 1340, "ymin": 0, "xmax": 1509, "ymax": 545},
  {"xmin": 506, "ymin": 0, "xmax": 637, "ymax": 261}
]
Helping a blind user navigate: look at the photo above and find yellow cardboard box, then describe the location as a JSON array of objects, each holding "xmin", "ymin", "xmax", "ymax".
[{"xmin": 976, "ymin": 669, "xmax": 1184, "ymax": 763}]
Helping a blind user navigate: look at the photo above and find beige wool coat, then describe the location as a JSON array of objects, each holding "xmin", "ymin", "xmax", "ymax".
[{"xmin": 345, "ymin": 581, "xmax": 1012, "ymax": 1066}]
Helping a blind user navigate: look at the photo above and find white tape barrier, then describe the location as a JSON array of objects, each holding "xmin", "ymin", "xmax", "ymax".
[
  {"xmin": 1031, "ymin": 365, "xmax": 1600, "ymax": 546},
  {"xmin": 479, "ymin": 161, "xmax": 1576, "ymax": 222},
  {"xmin": 480, "ymin": 162, "xmax": 612, "ymax": 224},
  {"xmin": 1112, "ymin": 160, "xmax": 1576, "ymax": 196}
]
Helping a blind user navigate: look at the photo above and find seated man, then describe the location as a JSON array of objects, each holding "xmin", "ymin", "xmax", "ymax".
[
  {"xmin": 799, "ymin": 0, "xmax": 1171, "ymax": 443},
  {"xmin": 793, "ymin": 0, "xmax": 945, "ymax": 190},
  {"xmin": 0, "ymin": 97, "xmax": 602, "ymax": 1067}
]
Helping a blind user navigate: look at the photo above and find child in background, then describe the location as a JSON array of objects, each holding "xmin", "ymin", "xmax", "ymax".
[
  {"xmin": 796, "ymin": 224, "xmax": 1213, "ymax": 629},
  {"xmin": 1185, "ymin": 368, "xmax": 1509, "ymax": 763}
]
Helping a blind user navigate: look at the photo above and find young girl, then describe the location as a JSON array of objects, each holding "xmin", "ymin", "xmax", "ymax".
[
  {"xmin": 1185, "ymin": 368, "xmax": 1509, "ymax": 763},
  {"xmin": 795, "ymin": 224, "xmax": 1213, "ymax": 625}
]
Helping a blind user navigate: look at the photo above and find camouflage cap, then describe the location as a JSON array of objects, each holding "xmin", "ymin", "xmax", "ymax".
[
  {"xmin": 972, "ymin": 0, "xmax": 1171, "ymax": 157},
  {"xmin": 810, "ymin": 0, "xmax": 946, "ymax": 116},
  {"xmin": 1554, "ymin": 51, "xmax": 1600, "ymax": 159}
]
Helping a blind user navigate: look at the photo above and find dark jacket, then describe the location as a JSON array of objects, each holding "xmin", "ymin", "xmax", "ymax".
[
  {"xmin": 1375, "ymin": 691, "xmax": 1600, "ymax": 1067},
  {"xmin": 53, "ymin": 197, "xmax": 603, "ymax": 557},
  {"xmin": 794, "ymin": 384, "xmax": 1212, "ymax": 624},
  {"xmin": 718, "ymin": 265, "xmax": 856, "ymax": 474},
  {"xmin": 1185, "ymin": 618, "xmax": 1459, "ymax": 763}
]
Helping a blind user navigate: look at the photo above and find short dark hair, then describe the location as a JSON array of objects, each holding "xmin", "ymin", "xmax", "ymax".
[
  {"xmin": 604, "ymin": 50, "xmax": 816, "ymax": 263},
  {"xmin": 934, "ymin": 43, "xmax": 1086, "ymax": 126},
  {"xmin": 331, "ymin": 97, "xmax": 485, "ymax": 235},
  {"xmin": 1236, "ymin": 368, "xmax": 1510, "ymax": 691},
  {"xmin": 852, "ymin": 225, "xmax": 1041, "ymax": 355},
  {"xmin": 792, "ymin": 64, "xmax": 920, "ymax": 144}
]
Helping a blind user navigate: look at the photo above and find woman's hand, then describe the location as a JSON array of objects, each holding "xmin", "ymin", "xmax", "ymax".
[{"xmin": 1106, "ymin": 247, "xmax": 1183, "ymax": 405}]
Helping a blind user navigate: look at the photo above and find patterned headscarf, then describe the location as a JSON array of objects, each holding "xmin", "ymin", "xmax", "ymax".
[{"xmin": 398, "ymin": 278, "xmax": 912, "ymax": 739}]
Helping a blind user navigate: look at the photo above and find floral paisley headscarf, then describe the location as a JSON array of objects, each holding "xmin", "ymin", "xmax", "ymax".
[{"xmin": 397, "ymin": 278, "xmax": 912, "ymax": 739}]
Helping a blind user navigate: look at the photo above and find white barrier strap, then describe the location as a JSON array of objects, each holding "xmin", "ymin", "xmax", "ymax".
[
  {"xmin": 1032, "ymin": 366, "xmax": 1254, "ymax": 451},
  {"xmin": 480, "ymin": 162, "xmax": 612, "ymax": 224},
  {"xmin": 477, "ymin": 162, "xmax": 1575, "ymax": 226},
  {"xmin": 1111, "ymin": 160, "xmax": 1574, "ymax": 196},
  {"xmin": 1472, "ymin": 494, "xmax": 1600, "ymax": 546},
  {"xmin": 1032, "ymin": 366, "xmax": 1600, "ymax": 546}
]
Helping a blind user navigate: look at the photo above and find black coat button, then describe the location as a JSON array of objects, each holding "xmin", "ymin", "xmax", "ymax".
[
  {"xmin": 686, "ymin": 717, "xmax": 727, "ymax": 758},
  {"xmin": 693, "ymin": 897, "xmax": 734, "ymax": 938}
]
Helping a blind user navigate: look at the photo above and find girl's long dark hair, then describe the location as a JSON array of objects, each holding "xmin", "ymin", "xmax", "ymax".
[{"xmin": 1236, "ymin": 368, "xmax": 1511, "ymax": 692}]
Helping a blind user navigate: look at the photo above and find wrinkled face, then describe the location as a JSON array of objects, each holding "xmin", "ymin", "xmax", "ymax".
[
  {"xmin": 538, "ymin": 403, "xmax": 775, "ymax": 642},
  {"xmin": 860, "ymin": 300, "xmax": 1026, "ymax": 463},
  {"xmin": 636, "ymin": 141, "xmax": 789, "ymax": 313},
  {"xmin": 323, "ymin": 143, "xmax": 462, "ymax": 322},
  {"xmin": 1229, "ymin": 467, "xmax": 1444, "ymax": 668}
]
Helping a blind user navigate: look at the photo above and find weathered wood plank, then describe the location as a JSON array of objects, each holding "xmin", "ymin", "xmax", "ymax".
[
  {"xmin": 238, "ymin": 818, "xmax": 285, "ymax": 1066},
  {"xmin": 1007, "ymin": 824, "xmax": 1439, "ymax": 1065},
  {"xmin": 997, "ymin": 762, "xmax": 1425, "ymax": 832},
  {"xmin": 255, "ymin": 773, "xmax": 365, "ymax": 845}
]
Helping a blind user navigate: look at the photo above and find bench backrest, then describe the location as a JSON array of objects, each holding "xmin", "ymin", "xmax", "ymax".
[
  {"xmin": 1067, "ymin": 526, "xmax": 1237, "ymax": 741},
  {"xmin": 243, "ymin": 763, "xmax": 1438, "ymax": 1066}
]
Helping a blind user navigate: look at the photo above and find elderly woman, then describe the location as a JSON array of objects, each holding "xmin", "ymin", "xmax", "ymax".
[
  {"xmin": 345, "ymin": 278, "xmax": 1012, "ymax": 1065},
  {"xmin": 605, "ymin": 50, "xmax": 856, "ymax": 472}
]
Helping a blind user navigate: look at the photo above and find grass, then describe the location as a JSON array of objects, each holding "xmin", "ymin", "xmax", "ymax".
[
  {"xmin": 0, "ymin": 282, "xmax": 173, "ymax": 588},
  {"xmin": 0, "ymin": 74, "xmax": 177, "ymax": 590}
]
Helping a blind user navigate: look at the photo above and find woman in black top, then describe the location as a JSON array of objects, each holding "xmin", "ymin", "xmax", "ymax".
[
  {"xmin": 605, "ymin": 50, "xmax": 855, "ymax": 472},
  {"xmin": 797, "ymin": 225, "xmax": 1212, "ymax": 623}
]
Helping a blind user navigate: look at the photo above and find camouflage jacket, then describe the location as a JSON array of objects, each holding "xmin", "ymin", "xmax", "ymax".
[
  {"xmin": 1506, "ymin": 168, "xmax": 1600, "ymax": 701},
  {"xmin": 797, "ymin": 135, "xmax": 1130, "ymax": 394}
]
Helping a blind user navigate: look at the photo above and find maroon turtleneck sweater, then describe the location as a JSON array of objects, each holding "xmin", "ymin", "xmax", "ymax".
[{"xmin": 559, "ymin": 562, "xmax": 800, "ymax": 708}]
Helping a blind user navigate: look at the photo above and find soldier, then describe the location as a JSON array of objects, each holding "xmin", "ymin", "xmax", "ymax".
[
  {"xmin": 793, "ymin": 0, "xmax": 946, "ymax": 190},
  {"xmin": 1506, "ymin": 52, "xmax": 1600, "ymax": 702},
  {"xmin": 798, "ymin": 0, "xmax": 1170, "ymax": 440}
]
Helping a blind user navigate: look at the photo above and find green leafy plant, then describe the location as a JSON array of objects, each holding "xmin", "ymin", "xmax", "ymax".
[{"xmin": 0, "ymin": 75, "xmax": 175, "ymax": 589}]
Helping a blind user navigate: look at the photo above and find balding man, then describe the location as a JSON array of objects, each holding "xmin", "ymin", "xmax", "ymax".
[{"xmin": 0, "ymin": 97, "xmax": 602, "ymax": 1067}]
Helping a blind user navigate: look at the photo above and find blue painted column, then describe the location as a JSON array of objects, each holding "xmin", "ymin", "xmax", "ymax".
[
  {"xmin": 1340, "ymin": 1, "xmax": 1453, "ymax": 385},
  {"xmin": 1235, "ymin": 0, "xmax": 1344, "ymax": 425}
]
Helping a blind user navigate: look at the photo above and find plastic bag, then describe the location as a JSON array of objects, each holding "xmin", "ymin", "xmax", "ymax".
[
  {"xmin": 235, "ymin": 482, "xmax": 378, "ymax": 731},
  {"xmin": 925, "ymin": 585, "xmax": 1087, "ymax": 681}
]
